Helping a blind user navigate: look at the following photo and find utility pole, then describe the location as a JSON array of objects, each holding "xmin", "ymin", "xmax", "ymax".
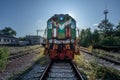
[
  {"xmin": 36, "ymin": 29, "xmax": 47, "ymax": 38},
  {"xmin": 36, "ymin": 29, "xmax": 46, "ymax": 45}
]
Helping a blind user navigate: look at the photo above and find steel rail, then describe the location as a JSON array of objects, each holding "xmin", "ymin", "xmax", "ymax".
[
  {"xmin": 70, "ymin": 61, "xmax": 85, "ymax": 80},
  {"xmin": 80, "ymin": 49, "xmax": 120, "ymax": 65},
  {"xmin": 39, "ymin": 61, "xmax": 52, "ymax": 80},
  {"xmin": 39, "ymin": 60, "xmax": 86, "ymax": 80}
]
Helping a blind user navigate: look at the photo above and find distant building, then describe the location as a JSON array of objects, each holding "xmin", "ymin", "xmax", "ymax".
[
  {"xmin": 18, "ymin": 40, "xmax": 30, "ymax": 46},
  {"xmin": 0, "ymin": 35, "xmax": 18, "ymax": 46},
  {"xmin": 25, "ymin": 35, "xmax": 44, "ymax": 45}
]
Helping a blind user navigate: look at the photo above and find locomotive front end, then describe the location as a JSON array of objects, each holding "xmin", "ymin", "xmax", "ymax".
[{"xmin": 45, "ymin": 14, "xmax": 77, "ymax": 60}]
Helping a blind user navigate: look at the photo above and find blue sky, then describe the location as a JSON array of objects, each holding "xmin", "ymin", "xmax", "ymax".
[{"xmin": 0, "ymin": 0, "xmax": 120, "ymax": 37}]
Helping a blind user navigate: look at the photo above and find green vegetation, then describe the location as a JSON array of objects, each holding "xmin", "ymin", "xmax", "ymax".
[
  {"xmin": 78, "ymin": 20, "xmax": 120, "ymax": 47},
  {"xmin": 0, "ymin": 47, "xmax": 9, "ymax": 72},
  {"xmin": 92, "ymin": 49, "xmax": 120, "ymax": 61},
  {"xmin": 74, "ymin": 54, "xmax": 120, "ymax": 80},
  {"xmin": 78, "ymin": 28, "xmax": 92, "ymax": 47},
  {"xmin": 18, "ymin": 37, "xmax": 26, "ymax": 41},
  {"xmin": 0, "ymin": 27, "xmax": 17, "ymax": 36},
  {"xmin": 93, "ymin": 65, "xmax": 120, "ymax": 80}
]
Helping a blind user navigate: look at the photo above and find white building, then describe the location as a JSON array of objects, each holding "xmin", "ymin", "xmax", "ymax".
[{"xmin": 0, "ymin": 35, "xmax": 18, "ymax": 46}]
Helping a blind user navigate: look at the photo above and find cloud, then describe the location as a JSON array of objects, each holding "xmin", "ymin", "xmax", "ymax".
[{"xmin": 93, "ymin": 23, "xmax": 99, "ymax": 26}]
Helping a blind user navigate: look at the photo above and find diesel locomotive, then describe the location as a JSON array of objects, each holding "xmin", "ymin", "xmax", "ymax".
[{"xmin": 44, "ymin": 14, "xmax": 79, "ymax": 60}]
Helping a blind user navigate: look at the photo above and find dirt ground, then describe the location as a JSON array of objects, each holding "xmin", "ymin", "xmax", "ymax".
[{"xmin": 0, "ymin": 45, "xmax": 44, "ymax": 80}]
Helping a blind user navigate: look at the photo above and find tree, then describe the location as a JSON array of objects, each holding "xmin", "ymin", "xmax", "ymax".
[
  {"xmin": 0, "ymin": 30, "xmax": 2, "ymax": 35},
  {"xmin": 97, "ymin": 19, "xmax": 115, "ymax": 46},
  {"xmin": 92, "ymin": 29, "xmax": 100, "ymax": 45},
  {"xmin": 79, "ymin": 29, "xmax": 85, "ymax": 43},
  {"xmin": 78, "ymin": 29, "xmax": 85, "ymax": 46},
  {"xmin": 115, "ymin": 22, "xmax": 120, "ymax": 37},
  {"xmin": 112, "ymin": 22, "xmax": 120, "ymax": 46},
  {"xmin": 19, "ymin": 37, "xmax": 26, "ymax": 41},
  {"xmin": 98, "ymin": 20, "xmax": 114, "ymax": 38},
  {"xmin": 0, "ymin": 27, "xmax": 17, "ymax": 36},
  {"xmin": 79, "ymin": 28, "xmax": 92, "ymax": 47},
  {"xmin": 86, "ymin": 28, "xmax": 92, "ymax": 45},
  {"xmin": 116, "ymin": 22, "xmax": 120, "ymax": 30}
]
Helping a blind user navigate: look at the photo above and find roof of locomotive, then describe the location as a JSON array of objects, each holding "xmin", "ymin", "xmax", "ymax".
[{"xmin": 47, "ymin": 14, "xmax": 76, "ymax": 23}]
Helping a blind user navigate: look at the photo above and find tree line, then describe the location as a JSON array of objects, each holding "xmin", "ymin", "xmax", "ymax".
[
  {"xmin": 0, "ymin": 27, "xmax": 17, "ymax": 37},
  {"xmin": 78, "ymin": 20, "xmax": 120, "ymax": 48}
]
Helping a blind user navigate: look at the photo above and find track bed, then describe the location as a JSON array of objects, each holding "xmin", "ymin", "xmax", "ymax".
[{"xmin": 40, "ymin": 60, "xmax": 85, "ymax": 80}]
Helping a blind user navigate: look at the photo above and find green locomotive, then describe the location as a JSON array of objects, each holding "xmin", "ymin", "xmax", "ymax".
[{"xmin": 44, "ymin": 14, "xmax": 79, "ymax": 60}]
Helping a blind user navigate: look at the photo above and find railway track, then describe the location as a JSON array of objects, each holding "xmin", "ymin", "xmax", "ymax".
[
  {"xmin": 40, "ymin": 60, "xmax": 85, "ymax": 80},
  {"xmin": 80, "ymin": 47, "xmax": 120, "ymax": 65},
  {"xmin": 14, "ymin": 60, "xmax": 86, "ymax": 80},
  {"xmin": 8, "ymin": 47, "xmax": 40, "ymax": 60}
]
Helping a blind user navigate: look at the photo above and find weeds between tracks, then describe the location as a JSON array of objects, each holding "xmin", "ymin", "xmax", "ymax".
[{"xmin": 74, "ymin": 53, "xmax": 120, "ymax": 80}]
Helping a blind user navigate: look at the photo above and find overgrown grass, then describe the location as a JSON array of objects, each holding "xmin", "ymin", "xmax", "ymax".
[
  {"xmin": 92, "ymin": 49, "xmax": 120, "ymax": 61},
  {"xmin": 74, "ymin": 54, "xmax": 120, "ymax": 80},
  {"xmin": 85, "ymin": 46, "xmax": 120, "ymax": 61},
  {"xmin": 0, "ymin": 47, "xmax": 9, "ymax": 72}
]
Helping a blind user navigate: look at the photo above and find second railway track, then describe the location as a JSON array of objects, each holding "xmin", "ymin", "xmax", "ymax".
[
  {"xmin": 8, "ymin": 47, "xmax": 40, "ymax": 60},
  {"xmin": 80, "ymin": 47, "xmax": 120, "ymax": 65},
  {"xmin": 40, "ymin": 60, "xmax": 85, "ymax": 80}
]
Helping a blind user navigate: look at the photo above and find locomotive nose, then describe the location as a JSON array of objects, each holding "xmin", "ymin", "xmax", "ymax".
[{"xmin": 45, "ymin": 14, "xmax": 76, "ymax": 60}]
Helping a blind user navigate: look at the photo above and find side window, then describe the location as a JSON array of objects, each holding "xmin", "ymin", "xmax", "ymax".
[
  {"xmin": 71, "ymin": 21, "xmax": 75, "ymax": 29},
  {"xmin": 7, "ymin": 39, "xmax": 9, "ymax": 42},
  {"xmin": 11, "ymin": 39, "xmax": 13, "ymax": 42},
  {"xmin": 48, "ymin": 22, "xmax": 52, "ymax": 29},
  {"xmin": 4, "ymin": 39, "xmax": 6, "ymax": 42}
]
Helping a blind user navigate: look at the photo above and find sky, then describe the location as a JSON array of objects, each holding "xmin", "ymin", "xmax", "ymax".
[{"xmin": 0, "ymin": 0, "xmax": 120, "ymax": 37}]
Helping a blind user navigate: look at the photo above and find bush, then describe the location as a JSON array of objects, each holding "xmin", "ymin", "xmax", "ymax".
[
  {"xmin": 94, "ymin": 66, "xmax": 120, "ymax": 80},
  {"xmin": 0, "ymin": 47, "xmax": 9, "ymax": 72}
]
